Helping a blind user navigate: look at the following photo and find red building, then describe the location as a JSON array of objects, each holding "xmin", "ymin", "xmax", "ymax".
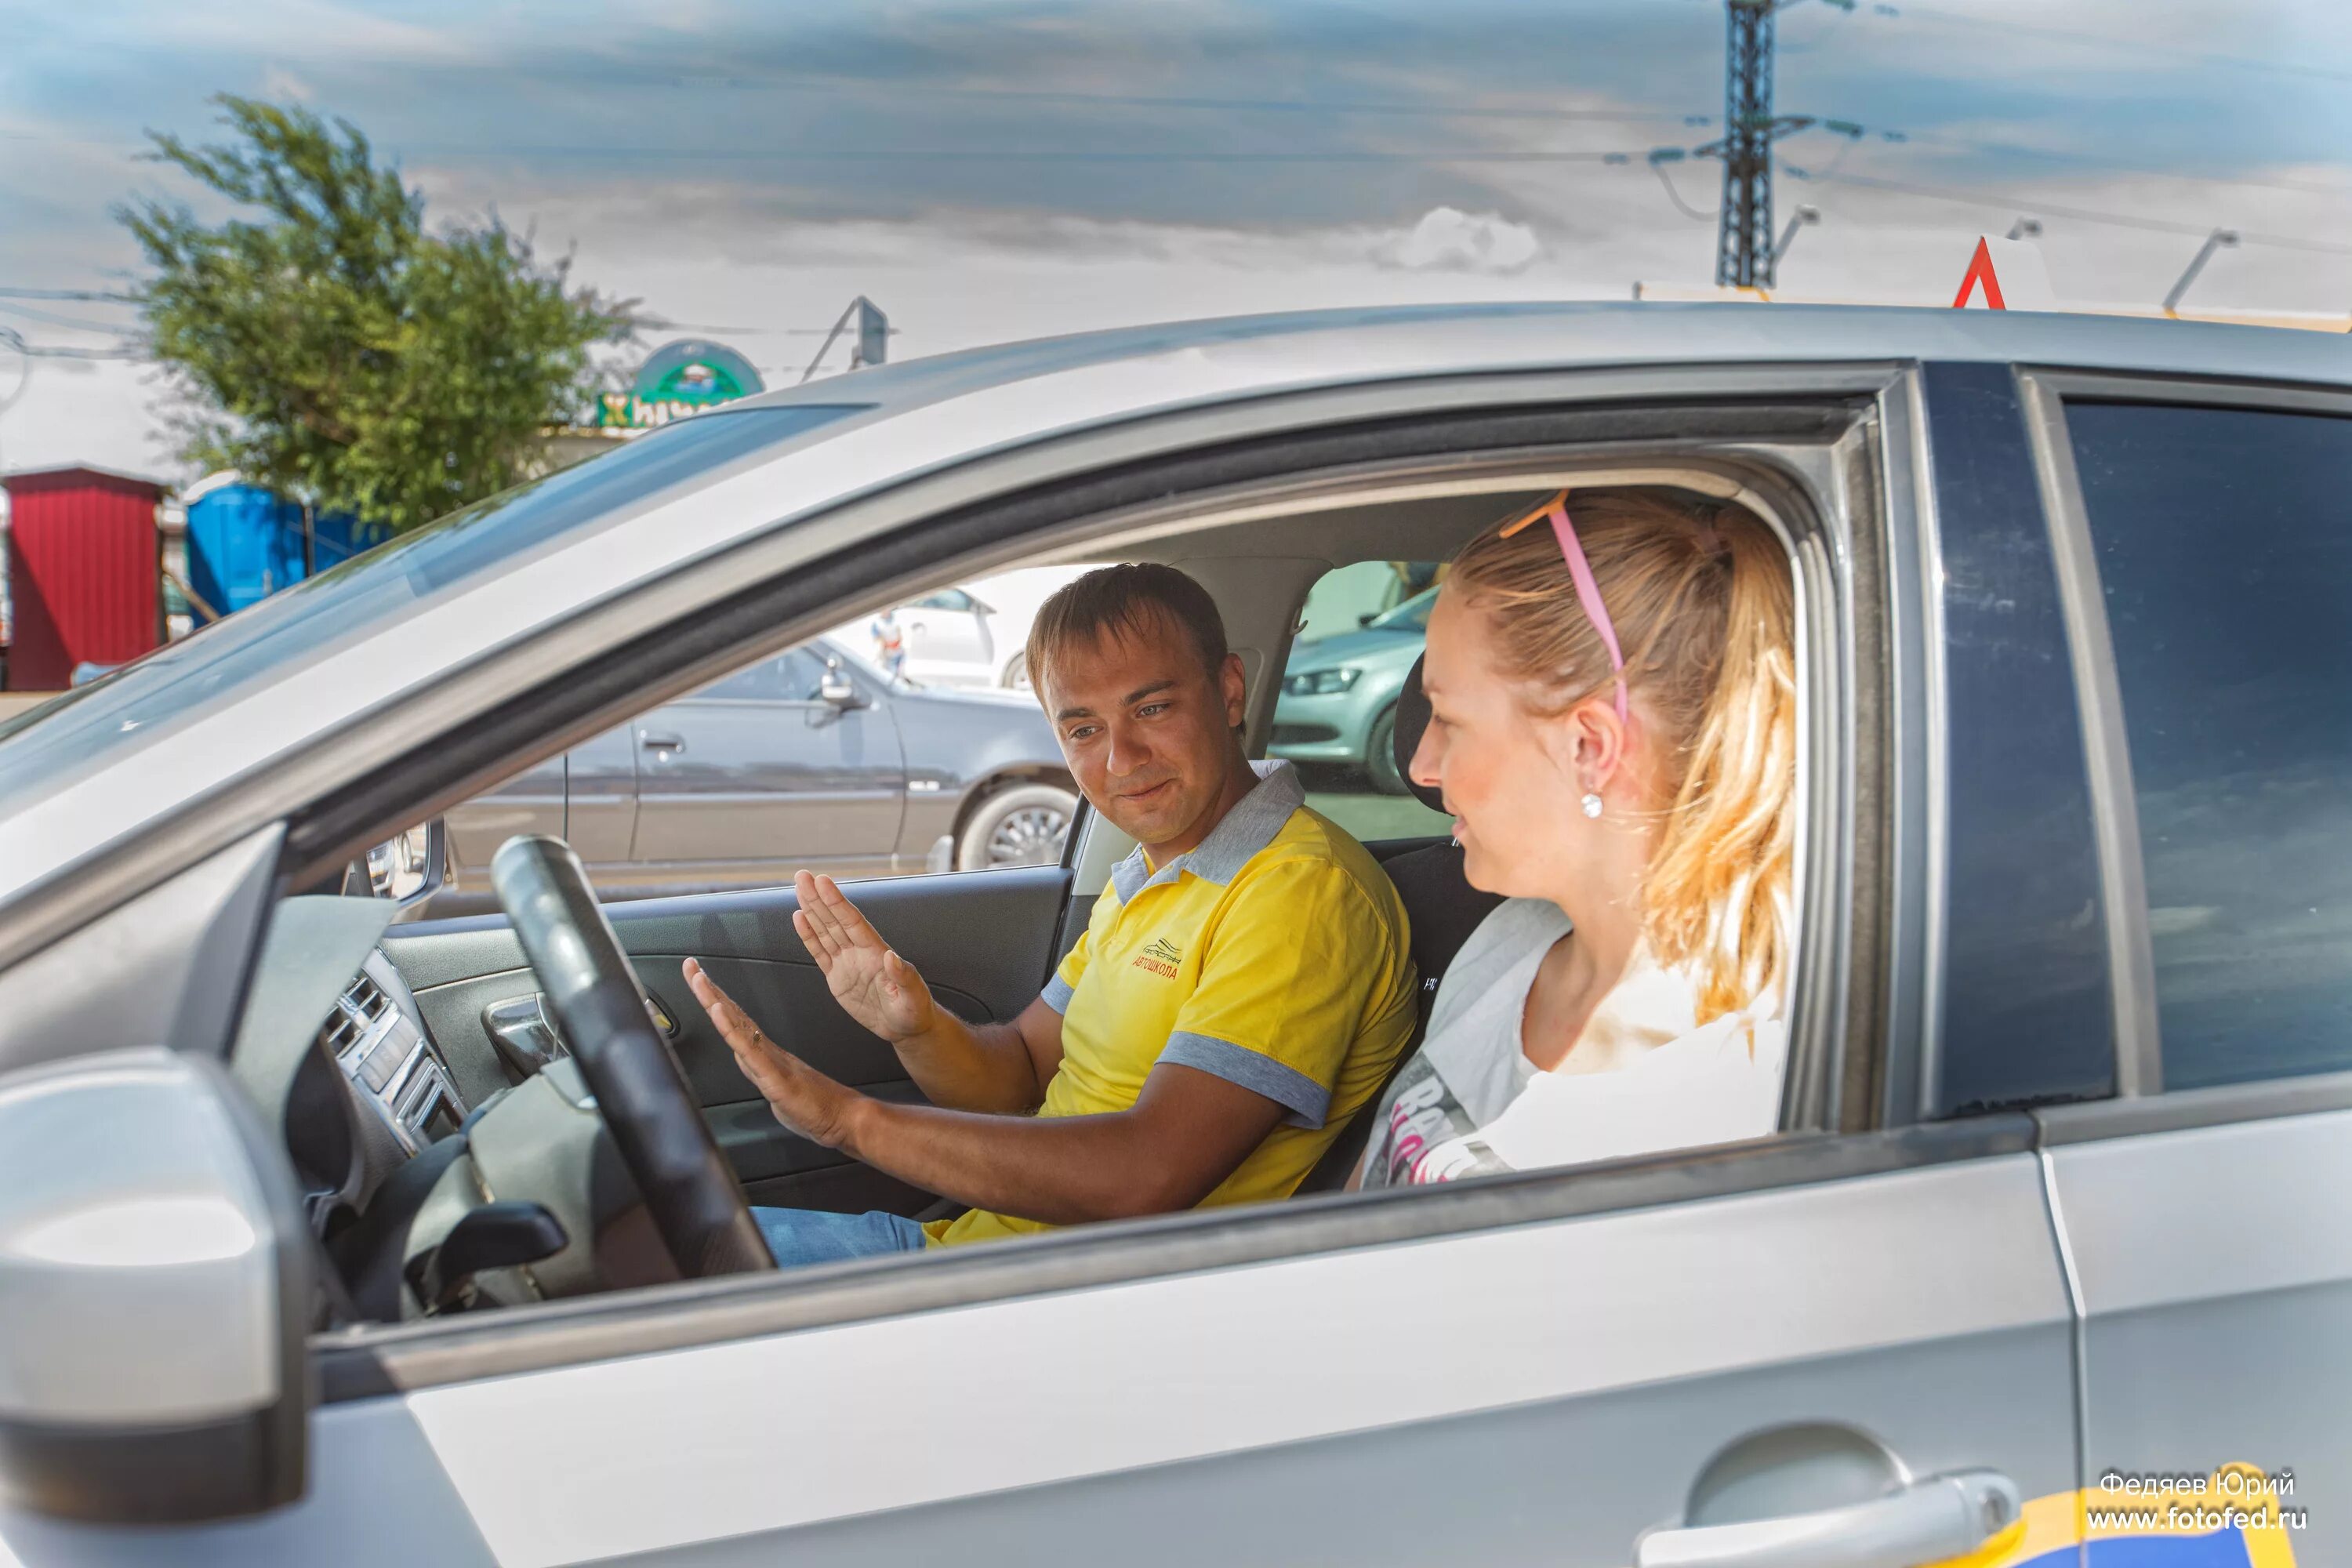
[{"xmin": 2, "ymin": 466, "xmax": 167, "ymax": 691}]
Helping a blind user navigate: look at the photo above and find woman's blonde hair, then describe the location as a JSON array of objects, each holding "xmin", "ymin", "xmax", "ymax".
[{"xmin": 1446, "ymin": 486, "xmax": 1797, "ymax": 1022}]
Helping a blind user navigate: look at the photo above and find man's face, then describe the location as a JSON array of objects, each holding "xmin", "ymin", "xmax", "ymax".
[{"xmin": 1040, "ymin": 612, "xmax": 1247, "ymax": 854}]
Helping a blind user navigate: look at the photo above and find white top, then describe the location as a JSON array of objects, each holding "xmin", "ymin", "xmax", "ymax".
[{"xmin": 1359, "ymin": 898, "xmax": 1786, "ymax": 1188}]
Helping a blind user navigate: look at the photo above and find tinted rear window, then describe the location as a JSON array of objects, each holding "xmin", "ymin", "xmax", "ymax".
[{"xmin": 2068, "ymin": 399, "xmax": 2352, "ymax": 1091}]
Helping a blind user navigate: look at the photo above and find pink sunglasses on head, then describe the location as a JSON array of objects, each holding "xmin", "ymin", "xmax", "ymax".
[{"xmin": 1498, "ymin": 490, "xmax": 1628, "ymax": 723}]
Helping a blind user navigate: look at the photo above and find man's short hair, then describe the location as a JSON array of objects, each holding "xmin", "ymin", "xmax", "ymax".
[{"xmin": 1026, "ymin": 564, "xmax": 1229, "ymax": 696}]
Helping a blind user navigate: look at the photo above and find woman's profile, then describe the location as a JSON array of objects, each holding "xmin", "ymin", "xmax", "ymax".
[{"xmin": 1356, "ymin": 486, "xmax": 1797, "ymax": 1189}]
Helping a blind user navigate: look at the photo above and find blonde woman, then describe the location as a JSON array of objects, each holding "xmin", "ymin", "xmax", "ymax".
[{"xmin": 1356, "ymin": 487, "xmax": 1797, "ymax": 1189}]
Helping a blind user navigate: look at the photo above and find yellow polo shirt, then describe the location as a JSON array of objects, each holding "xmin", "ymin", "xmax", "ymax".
[{"xmin": 927, "ymin": 761, "xmax": 1417, "ymax": 1247}]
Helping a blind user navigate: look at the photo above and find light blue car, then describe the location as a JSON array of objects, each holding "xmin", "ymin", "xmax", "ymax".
[{"xmin": 1269, "ymin": 585, "xmax": 1436, "ymax": 794}]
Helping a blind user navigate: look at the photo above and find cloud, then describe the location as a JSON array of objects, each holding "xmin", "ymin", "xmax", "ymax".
[
  {"xmin": 5, "ymin": 0, "xmax": 2350, "ymax": 479},
  {"xmin": 1371, "ymin": 206, "xmax": 1541, "ymax": 274},
  {"xmin": 260, "ymin": 66, "xmax": 316, "ymax": 103}
]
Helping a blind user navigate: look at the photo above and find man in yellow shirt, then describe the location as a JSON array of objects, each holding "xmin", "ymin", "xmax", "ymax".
[{"xmin": 683, "ymin": 564, "xmax": 1417, "ymax": 1266}]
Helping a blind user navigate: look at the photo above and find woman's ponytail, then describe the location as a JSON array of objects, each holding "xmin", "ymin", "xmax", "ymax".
[{"xmin": 1639, "ymin": 517, "xmax": 1796, "ymax": 1021}]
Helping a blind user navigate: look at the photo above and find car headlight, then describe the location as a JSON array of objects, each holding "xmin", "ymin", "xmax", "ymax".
[{"xmin": 1283, "ymin": 668, "xmax": 1361, "ymax": 696}]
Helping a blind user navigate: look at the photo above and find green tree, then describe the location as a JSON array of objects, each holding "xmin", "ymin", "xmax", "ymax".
[{"xmin": 121, "ymin": 95, "xmax": 635, "ymax": 532}]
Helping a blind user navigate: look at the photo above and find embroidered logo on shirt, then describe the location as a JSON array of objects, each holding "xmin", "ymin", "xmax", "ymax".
[{"xmin": 1131, "ymin": 937, "xmax": 1182, "ymax": 978}]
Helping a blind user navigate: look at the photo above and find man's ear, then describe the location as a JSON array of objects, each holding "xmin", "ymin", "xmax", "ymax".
[{"xmin": 1218, "ymin": 652, "xmax": 1248, "ymax": 730}]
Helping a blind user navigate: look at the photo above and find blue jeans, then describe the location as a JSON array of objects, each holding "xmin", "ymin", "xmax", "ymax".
[{"xmin": 753, "ymin": 1206, "xmax": 928, "ymax": 1269}]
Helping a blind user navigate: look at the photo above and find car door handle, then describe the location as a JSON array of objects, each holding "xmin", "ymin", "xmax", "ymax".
[
  {"xmin": 1634, "ymin": 1469, "xmax": 2020, "ymax": 1568},
  {"xmin": 640, "ymin": 731, "xmax": 685, "ymax": 755},
  {"xmin": 482, "ymin": 994, "xmax": 567, "ymax": 1078},
  {"xmin": 485, "ymin": 992, "xmax": 680, "ymax": 1080}
]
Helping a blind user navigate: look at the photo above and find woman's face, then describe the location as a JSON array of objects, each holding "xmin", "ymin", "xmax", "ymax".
[{"xmin": 1412, "ymin": 586, "xmax": 1617, "ymax": 898}]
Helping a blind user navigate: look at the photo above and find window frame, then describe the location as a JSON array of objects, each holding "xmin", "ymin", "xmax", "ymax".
[
  {"xmin": 267, "ymin": 367, "xmax": 1922, "ymax": 1394},
  {"xmin": 2018, "ymin": 368, "xmax": 2352, "ymax": 1128}
]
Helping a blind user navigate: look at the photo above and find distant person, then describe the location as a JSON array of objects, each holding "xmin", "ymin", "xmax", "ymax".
[
  {"xmin": 869, "ymin": 605, "xmax": 906, "ymax": 680},
  {"xmin": 684, "ymin": 564, "xmax": 1418, "ymax": 1265},
  {"xmin": 1356, "ymin": 488, "xmax": 1795, "ymax": 1189}
]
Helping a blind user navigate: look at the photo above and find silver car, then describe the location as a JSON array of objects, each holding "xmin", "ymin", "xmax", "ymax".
[
  {"xmin": 1, "ymin": 305, "xmax": 2347, "ymax": 1566},
  {"xmin": 1269, "ymin": 585, "xmax": 1435, "ymax": 794}
]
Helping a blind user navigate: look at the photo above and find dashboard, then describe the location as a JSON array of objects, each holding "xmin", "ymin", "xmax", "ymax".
[
  {"xmin": 320, "ymin": 954, "xmax": 466, "ymax": 1157},
  {"xmin": 240, "ymin": 894, "xmax": 678, "ymax": 1318},
  {"xmin": 278, "ymin": 945, "xmax": 474, "ymax": 1247}
]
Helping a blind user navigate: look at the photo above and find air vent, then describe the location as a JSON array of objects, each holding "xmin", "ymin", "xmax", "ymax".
[
  {"xmin": 319, "ymin": 972, "xmax": 394, "ymax": 1058},
  {"xmin": 347, "ymin": 973, "xmax": 393, "ymax": 1026}
]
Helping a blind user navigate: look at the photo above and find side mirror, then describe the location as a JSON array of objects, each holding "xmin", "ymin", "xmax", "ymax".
[
  {"xmin": 817, "ymin": 659, "xmax": 863, "ymax": 709},
  {"xmin": 350, "ymin": 818, "xmax": 448, "ymax": 906},
  {"xmin": 1357, "ymin": 612, "xmax": 1377, "ymax": 627},
  {"xmin": 0, "ymin": 1048, "xmax": 308, "ymax": 1523}
]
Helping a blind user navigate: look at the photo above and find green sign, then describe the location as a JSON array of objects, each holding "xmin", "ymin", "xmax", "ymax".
[{"xmin": 593, "ymin": 339, "xmax": 765, "ymax": 429}]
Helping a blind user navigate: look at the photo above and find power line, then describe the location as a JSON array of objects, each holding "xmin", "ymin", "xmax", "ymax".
[
  {"xmin": 1647, "ymin": 157, "xmax": 1719, "ymax": 221},
  {"xmin": 398, "ymin": 141, "xmax": 1646, "ymax": 165},
  {"xmin": 0, "ymin": 299, "xmax": 132, "ymax": 334},
  {"xmin": 1791, "ymin": 117, "xmax": 2352, "ymax": 203},
  {"xmin": 1789, "ymin": 165, "xmax": 2352, "ymax": 256},
  {"xmin": 0, "ymin": 286, "xmax": 136, "ymax": 303},
  {"xmin": 71, "ymin": 49, "xmax": 1701, "ymax": 129},
  {"xmin": 0, "ymin": 325, "xmax": 143, "ymax": 361}
]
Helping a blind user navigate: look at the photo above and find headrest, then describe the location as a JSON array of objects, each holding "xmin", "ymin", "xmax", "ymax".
[{"xmin": 1395, "ymin": 654, "xmax": 1445, "ymax": 815}]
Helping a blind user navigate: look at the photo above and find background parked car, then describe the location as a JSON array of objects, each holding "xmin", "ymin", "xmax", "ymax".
[
  {"xmin": 828, "ymin": 564, "xmax": 1092, "ymax": 691},
  {"xmin": 1269, "ymin": 583, "xmax": 1436, "ymax": 795},
  {"xmin": 441, "ymin": 635, "xmax": 1075, "ymax": 909}
]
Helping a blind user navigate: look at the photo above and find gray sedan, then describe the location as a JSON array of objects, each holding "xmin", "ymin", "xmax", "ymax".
[{"xmin": 443, "ymin": 637, "xmax": 1076, "ymax": 908}]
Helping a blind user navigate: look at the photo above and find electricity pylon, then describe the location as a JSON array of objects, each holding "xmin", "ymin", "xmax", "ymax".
[{"xmin": 1694, "ymin": 0, "xmax": 1814, "ymax": 288}]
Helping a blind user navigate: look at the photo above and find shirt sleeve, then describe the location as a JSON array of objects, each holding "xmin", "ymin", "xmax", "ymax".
[
  {"xmin": 1156, "ymin": 856, "xmax": 1400, "ymax": 1129},
  {"xmin": 1040, "ymin": 924, "xmax": 1091, "ymax": 1014}
]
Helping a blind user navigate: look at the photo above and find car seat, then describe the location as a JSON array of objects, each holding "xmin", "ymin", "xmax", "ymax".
[{"xmin": 1294, "ymin": 654, "xmax": 1504, "ymax": 1192}]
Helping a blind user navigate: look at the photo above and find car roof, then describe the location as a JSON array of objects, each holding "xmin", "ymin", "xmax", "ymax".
[{"xmin": 729, "ymin": 302, "xmax": 2352, "ymax": 423}]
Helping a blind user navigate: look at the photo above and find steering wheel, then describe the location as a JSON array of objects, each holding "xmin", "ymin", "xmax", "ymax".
[{"xmin": 490, "ymin": 835, "xmax": 774, "ymax": 1279}]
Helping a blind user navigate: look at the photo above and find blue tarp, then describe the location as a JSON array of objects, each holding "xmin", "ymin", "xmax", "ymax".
[{"xmin": 183, "ymin": 482, "xmax": 393, "ymax": 616}]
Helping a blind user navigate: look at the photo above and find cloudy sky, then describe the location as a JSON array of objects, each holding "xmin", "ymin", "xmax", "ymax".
[{"xmin": 2, "ymin": 0, "xmax": 2349, "ymax": 479}]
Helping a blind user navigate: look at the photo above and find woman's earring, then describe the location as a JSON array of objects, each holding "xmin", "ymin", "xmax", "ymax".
[{"xmin": 1581, "ymin": 792, "xmax": 1604, "ymax": 819}]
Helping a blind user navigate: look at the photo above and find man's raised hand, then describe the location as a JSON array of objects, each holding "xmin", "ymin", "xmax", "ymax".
[
  {"xmin": 681, "ymin": 956, "xmax": 852, "ymax": 1145},
  {"xmin": 791, "ymin": 869, "xmax": 937, "ymax": 1044}
]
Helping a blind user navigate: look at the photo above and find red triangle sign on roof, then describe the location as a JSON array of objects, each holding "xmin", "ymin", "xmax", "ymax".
[{"xmin": 1951, "ymin": 236, "xmax": 2008, "ymax": 310}]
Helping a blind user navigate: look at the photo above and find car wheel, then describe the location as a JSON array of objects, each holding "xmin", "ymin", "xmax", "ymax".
[
  {"xmin": 1365, "ymin": 705, "xmax": 1410, "ymax": 797},
  {"xmin": 1001, "ymin": 652, "xmax": 1032, "ymax": 691},
  {"xmin": 955, "ymin": 782, "xmax": 1077, "ymax": 871}
]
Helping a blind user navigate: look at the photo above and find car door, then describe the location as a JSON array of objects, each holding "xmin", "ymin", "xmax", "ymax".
[
  {"xmin": 383, "ymin": 862, "xmax": 1074, "ymax": 1218},
  {"xmin": 2025, "ymin": 380, "xmax": 2352, "ymax": 1559},
  {"xmin": 441, "ymin": 750, "xmax": 564, "ymax": 899},
  {"xmin": 623, "ymin": 644, "xmax": 907, "ymax": 892},
  {"xmin": 326, "ymin": 1134, "xmax": 2078, "ymax": 1568},
  {"xmin": 303, "ymin": 377, "xmax": 2082, "ymax": 1568},
  {"xmin": 564, "ymin": 723, "xmax": 641, "ymax": 890}
]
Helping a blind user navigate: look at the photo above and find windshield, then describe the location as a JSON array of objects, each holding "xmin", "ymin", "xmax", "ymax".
[
  {"xmin": 1367, "ymin": 586, "xmax": 1439, "ymax": 633},
  {"xmin": 0, "ymin": 405, "xmax": 864, "ymax": 807}
]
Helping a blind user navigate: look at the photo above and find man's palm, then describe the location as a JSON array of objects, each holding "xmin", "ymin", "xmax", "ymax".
[{"xmin": 793, "ymin": 870, "xmax": 935, "ymax": 1042}]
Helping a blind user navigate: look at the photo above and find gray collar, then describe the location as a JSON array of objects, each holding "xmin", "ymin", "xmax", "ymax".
[{"xmin": 1109, "ymin": 760, "xmax": 1305, "ymax": 904}]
